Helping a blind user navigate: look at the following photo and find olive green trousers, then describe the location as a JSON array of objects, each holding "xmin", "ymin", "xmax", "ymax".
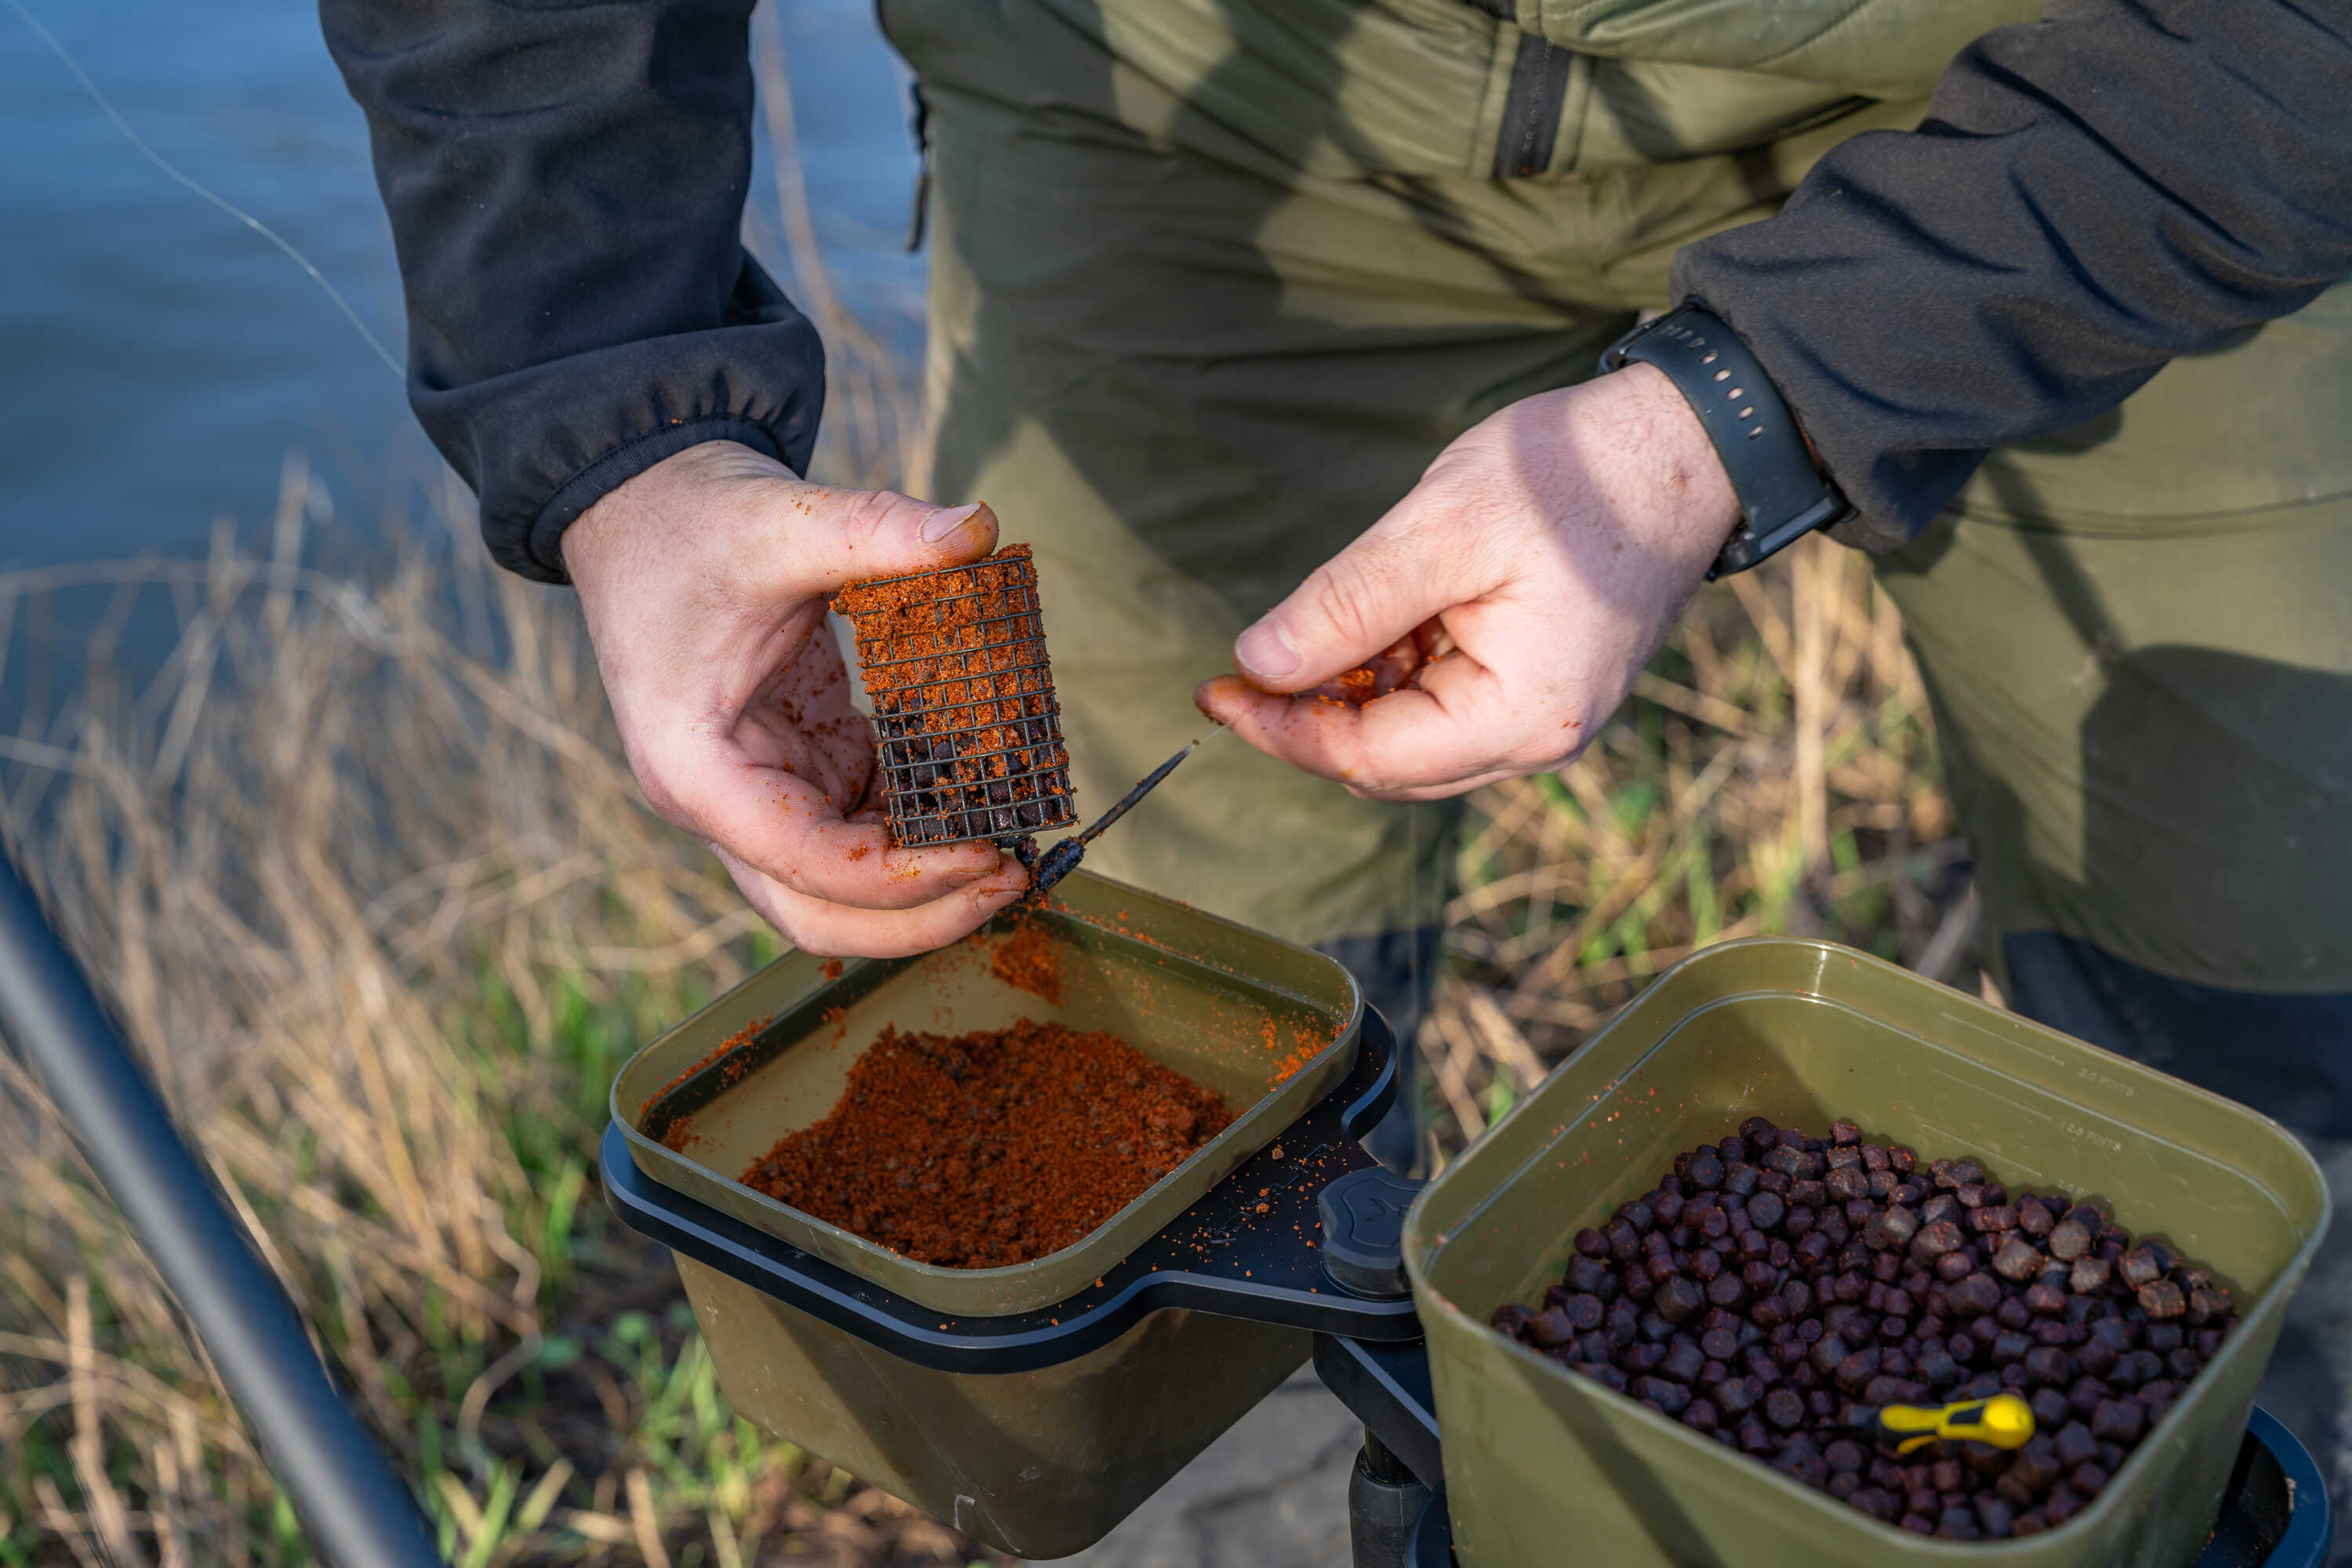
[
  {"xmin": 889, "ymin": 0, "xmax": 1923, "ymax": 949},
  {"xmin": 887, "ymin": 0, "xmax": 2352, "ymax": 994},
  {"xmin": 880, "ymin": 1, "xmax": 2352, "ymax": 1541}
]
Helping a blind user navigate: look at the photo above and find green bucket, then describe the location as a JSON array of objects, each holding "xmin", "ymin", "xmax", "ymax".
[
  {"xmin": 1404, "ymin": 938, "xmax": 2328, "ymax": 1567},
  {"xmin": 612, "ymin": 869, "xmax": 1362, "ymax": 1557}
]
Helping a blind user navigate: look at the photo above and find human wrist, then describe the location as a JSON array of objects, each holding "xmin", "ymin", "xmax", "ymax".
[
  {"xmin": 561, "ymin": 439, "xmax": 785, "ymax": 590},
  {"xmin": 1599, "ymin": 363, "xmax": 1744, "ymax": 575},
  {"xmin": 1603, "ymin": 304, "xmax": 1848, "ymax": 578}
]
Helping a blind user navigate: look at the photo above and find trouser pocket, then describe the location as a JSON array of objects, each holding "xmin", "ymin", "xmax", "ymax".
[{"xmin": 882, "ymin": 0, "xmax": 1590, "ymax": 180}]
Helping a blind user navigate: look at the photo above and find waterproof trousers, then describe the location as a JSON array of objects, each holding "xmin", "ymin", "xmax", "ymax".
[{"xmin": 883, "ymin": 2, "xmax": 2352, "ymax": 1545}]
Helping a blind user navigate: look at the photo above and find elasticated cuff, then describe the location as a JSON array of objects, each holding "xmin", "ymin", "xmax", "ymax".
[{"xmin": 410, "ymin": 253, "xmax": 826, "ymax": 582}]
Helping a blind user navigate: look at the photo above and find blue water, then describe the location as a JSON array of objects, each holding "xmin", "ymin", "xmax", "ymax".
[{"xmin": 0, "ymin": 0, "xmax": 924, "ymax": 573}]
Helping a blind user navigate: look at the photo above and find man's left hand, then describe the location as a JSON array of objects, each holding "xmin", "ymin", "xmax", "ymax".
[{"xmin": 1196, "ymin": 365, "xmax": 1740, "ymax": 800}]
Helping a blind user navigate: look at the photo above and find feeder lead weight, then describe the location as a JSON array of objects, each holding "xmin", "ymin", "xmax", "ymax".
[{"xmin": 1025, "ymin": 731, "xmax": 1213, "ymax": 898}]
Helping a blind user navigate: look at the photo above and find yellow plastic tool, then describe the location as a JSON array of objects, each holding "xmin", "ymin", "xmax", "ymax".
[{"xmin": 1874, "ymin": 1393, "xmax": 2036, "ymax": 1455}]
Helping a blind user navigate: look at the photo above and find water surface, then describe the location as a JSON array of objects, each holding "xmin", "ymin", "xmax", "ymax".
[{"xmin": 0, "ymin": 0, "xmax": 924, "ymax": 574}]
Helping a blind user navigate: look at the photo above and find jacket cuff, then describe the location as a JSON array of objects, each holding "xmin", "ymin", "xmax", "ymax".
[
  {"xmin": 416, "ymin": 253, "xmax": 826, "ymax": 583},
  {"xmin": 1665, "ymin": 281, "xmax": 1982, "ymax": 554}
]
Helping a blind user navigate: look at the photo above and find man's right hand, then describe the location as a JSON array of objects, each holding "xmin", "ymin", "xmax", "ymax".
[{"xmin": 562, "ymin": 441, "xmax": 1031, "ymax": 956}]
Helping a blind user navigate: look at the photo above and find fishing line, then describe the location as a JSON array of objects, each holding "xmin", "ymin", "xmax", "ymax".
[{"xmin": 6, "ymin": 0, "xmax": 405, "ymax": 381}]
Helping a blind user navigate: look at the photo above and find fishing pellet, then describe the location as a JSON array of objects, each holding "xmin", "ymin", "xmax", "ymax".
[{"xmin": 1486, "ymin": 1118, "xmax": 2240, "ymax": 1541}]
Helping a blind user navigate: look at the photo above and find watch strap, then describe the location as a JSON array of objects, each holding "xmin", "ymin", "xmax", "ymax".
[{"xmin": 1602, "ymin": 304, "xmax": 1849, "ymax": 579}]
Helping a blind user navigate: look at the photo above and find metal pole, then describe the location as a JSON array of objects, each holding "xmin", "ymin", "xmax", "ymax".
[
  {"xmin": 1348, "ymin": 1428, "xmax": 1432, "ymax": 1568},
  {"xmin": 0, "ymin": 851, "xmax": 443, "ymax": 1568}
]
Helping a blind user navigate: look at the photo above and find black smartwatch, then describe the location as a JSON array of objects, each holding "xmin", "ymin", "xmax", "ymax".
[{"xmin": 1601, "ymin": 303, "xmax": 1849, "ymax": 579}]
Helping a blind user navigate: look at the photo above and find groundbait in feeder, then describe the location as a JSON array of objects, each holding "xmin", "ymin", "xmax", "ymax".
[{"xmin": 833, "ymin": 543, "xmax": 1077, "ymax": 848}]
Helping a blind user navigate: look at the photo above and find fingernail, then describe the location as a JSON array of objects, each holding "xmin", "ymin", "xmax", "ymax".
[
  {"xmin": 920, "ymin": 502, "xmax": 983, "ymax": 544},
  {"xmin": 1236, "ymin": 617, "xmax": 1300, "ymax": 681}
]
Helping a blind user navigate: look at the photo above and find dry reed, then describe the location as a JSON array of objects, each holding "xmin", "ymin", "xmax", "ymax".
[{"xmin": 0, "ymin": 473, "xmax": 997, "ymax": 1566}]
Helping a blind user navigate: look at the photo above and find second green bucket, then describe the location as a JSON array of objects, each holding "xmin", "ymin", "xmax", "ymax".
[{"xmin": 1405, "ymin": 938, "xmax": 2328, "ymax": 1568}]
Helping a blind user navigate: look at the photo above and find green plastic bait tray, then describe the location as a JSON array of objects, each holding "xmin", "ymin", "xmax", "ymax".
[
  {"xmin": 1405, "ymin": 938, "xmax": 2328, "ymax": 1568},
  {"xmin": 609, "ymin": 869, "xmax": 1363, "ymax": 1557}
]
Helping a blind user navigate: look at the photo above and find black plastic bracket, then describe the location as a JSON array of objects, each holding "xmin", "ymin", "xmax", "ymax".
[
  {"xmin": 601, "ymin": 1010, "xmax": 1418, "ymax": 1374},
  {"xmin": 1316, "ymin": 1336, "xmax": 1441, "ymax": 1491},
  {"xmin": 1319, "ymin": 1168, "xmax": 1425, "ymax": 1298}
]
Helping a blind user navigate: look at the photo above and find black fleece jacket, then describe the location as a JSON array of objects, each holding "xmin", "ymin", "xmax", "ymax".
[{"xmin": 321, "ymin": 0, "xmax": 2352, "ymax": 579}]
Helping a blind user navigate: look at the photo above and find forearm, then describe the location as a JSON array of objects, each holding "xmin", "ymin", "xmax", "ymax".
[
  {"xmin": 321, "ymin": 0, "xmax": 822, "ymax": 579},
  {"xmin": 1674, "ymin": 0, "xmax": 2352, "ymax": 550}
]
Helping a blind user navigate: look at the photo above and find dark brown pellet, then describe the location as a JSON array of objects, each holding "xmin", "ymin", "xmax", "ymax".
[
  {"xmin": 1913, "ymin": 1220, "xmax": 1965, "ymax": 1259},
  {"xmin": 2091, "ymin": 1398, "xmax": 2145, "ymax": 1444},
  {"xmin": 1870, "ymin": 1205, "xmax": 1920, "ymax": 1248},
  {"xmin": 1526, "ymin": 1307, "xmax": 1577, "ymax": 1347},
  {"xmin": 2187, "ymin": 1283, "xmax": 2232, "ymax": 1324},
  {"xmin": 1991, "ymin": 1239, "xmax": 2042, "ymax": 1282},
  {"xmin": 1559, "ymin": 1292, "xmax": 1606, "ymax": 1331},
  {"xmin": 2055, "ymin": 1421, "xmax": 2099, "ymax": 1468},
  {"xmin": 1656, "ymin": 1276, "xmax": 1704, "ymax": 1323},
  {"xmin": 1969, "ymin": 1204, "xmax": 2016, "ymax": 1235}
]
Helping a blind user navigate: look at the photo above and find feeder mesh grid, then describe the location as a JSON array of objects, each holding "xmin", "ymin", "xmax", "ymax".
[{"xmin": 833, "ymin": 550, "xmax": 1077, "ymax": 847}]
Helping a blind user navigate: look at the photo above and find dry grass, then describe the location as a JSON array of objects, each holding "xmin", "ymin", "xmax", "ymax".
[{"xmin": 0, "ymin": 477, "xmax": 1004, "ymax": 1566}]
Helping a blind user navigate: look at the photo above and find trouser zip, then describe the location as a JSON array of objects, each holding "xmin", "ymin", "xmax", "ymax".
[{"xmin": 1493, "ymin": 29, "xmax": 1576, "ymax": 177}]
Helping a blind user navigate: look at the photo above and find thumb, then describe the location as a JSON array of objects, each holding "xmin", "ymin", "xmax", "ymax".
[
  {"xmin": 774, "ymin": 488, "xmax": 1001, "ymax": 596},
  {"xmin": 1234, "ymin": 516, "xmax": 1494, "ymax": 693}
]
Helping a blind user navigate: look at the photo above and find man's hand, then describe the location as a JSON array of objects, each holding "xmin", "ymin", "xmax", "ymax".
[
  {"xmin": 563, "ymin": 441, "xmax": 1030, "ymax": 955},
  {"xmin": 1196, "ymin": 365, "xmax": 1740, "ymax": 800}
]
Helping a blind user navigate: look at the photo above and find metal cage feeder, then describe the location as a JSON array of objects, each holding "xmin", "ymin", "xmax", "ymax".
[{"xmin": 833, "ymin": 548, "xmax": 1077, "ymax": 848}]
